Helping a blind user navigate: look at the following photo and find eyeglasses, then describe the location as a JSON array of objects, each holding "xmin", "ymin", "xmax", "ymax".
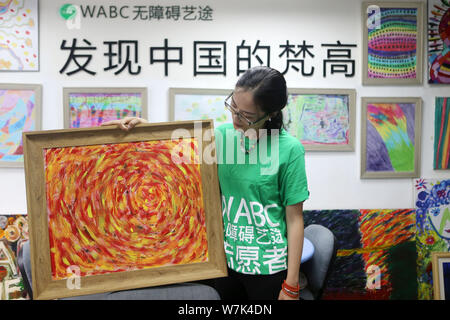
[{"xmin": 224, "ymin": 92, "xmax": 269, "ymax": 127}]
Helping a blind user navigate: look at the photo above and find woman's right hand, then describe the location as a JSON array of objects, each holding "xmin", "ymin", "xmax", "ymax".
[{"xmin": 101, "ymin": 117, "xmax": 148, "ymax": 131}]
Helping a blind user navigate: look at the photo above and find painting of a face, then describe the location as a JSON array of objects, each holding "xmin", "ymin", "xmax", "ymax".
[{"xmin": 428, "ymin": 207, "xmax": 450, "ymax": 240}]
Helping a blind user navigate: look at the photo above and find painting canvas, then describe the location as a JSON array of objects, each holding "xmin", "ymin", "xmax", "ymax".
[
  {"xmin": 428, "ymin": 0, "xmax": 450, "ymax": 83},
  {"xmin": 361, "ymin": 97, "xmax": 421, "ymax": 178},
  {"xmin": 362, "ymin": 2, "xmax": 424, "ymax": 85},
  {"xmin": 0, "ymin": 214, "xmax": 29, "ymax": 300},
  {"xmin": 0, "ymin": 84, "xmax": 41, "ymax": 167},
  {"xmin": 434, "ymin": 97, "xmax": 450, "ymax": 170},
  {"xmin": 303, "ymin": 209, "xmax": 417, "ymax": 300},
  {"xmin": 415, "ymin": 178, "xmax": 450, "ymax": 300},
  {"xmin": 63, "ymin": 88, "xmax": 147, "ymax": 129},
  {"xmin": 169, "ymin": 88, "xmax": 232, "ymax": 128},
  {"xmin": 283, "ymin": 89, "xmax": 356, "ymax": 151},
  {"xmin": 0, "ymin": 0, "xmax": 39, "ymax": 71},
  {"xmin": 23, "ymin": 121, "xmax": 226, "ymax": 299}
]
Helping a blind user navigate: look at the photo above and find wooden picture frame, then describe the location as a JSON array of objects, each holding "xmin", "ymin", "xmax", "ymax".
[
  {"xmin": 169, "ymin": 88, "xmax": 232, "ymax": 127},
  {"xmin": 0, "ymin": 83, "xmax": 42, "ymax": 167},
  {"xmin": 63, "ymin": 87, "xmax": 148, "ymax": 129},
  {"xmin": 23, "ymin": 120, "xmax": 227, "ymax": 299},
  {"xmin": 361, "ymin": 97, "xmax": 422, "ymax": 178},
  {"xmin": 362, "ymin": 1, "xmax": 425, "ymax": 85},
  {"xmin": 432, "ymin": 252, "xmax": 450, "ymax": 300},
  {"xmin": 284, "ymin": 88, "xmax": 356, "ymax": 151}
]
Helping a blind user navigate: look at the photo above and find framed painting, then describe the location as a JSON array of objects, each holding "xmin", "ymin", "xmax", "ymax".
[
  {"xmin": 362, "ymin": 2, "xmax": 424, "ymax": 85},
  {"xmin": 23, "ymin": 120, "xmax": 227, "ymax": 299},
  {"xmin": 63, "ymin": 87, "xmax": 147, "ymax": 129},
  {"xmin": 169, "ymin": 88, "xmax": 232, "ymax": 128},
  {"xmin": 0, "ymin": 214, "xmax": 29, "ymax": 300},
  {"xmin": 434, "ymin": 97, "xmax": 450, "ymax": 170},
  {"xmin": 0, "ymin": 0, "xmax": 39, "ymax": 71},
  {"xmin": 432, "ymin": 252, "xmax": 450, "ymax": 300},
  {"xmin": 428, "ymin": 0, "xmax": 450, "ymax": 84},
  {"xmin": 361, "ymin": 97, "xmax": 422, "ymax": 178},
  {"xmin": 283, "ymin": 89, "xmax": 356, "ymax": 151},
  {"xmin": 415, "ymin": 178, "xmax": 450, "ymax": 300},
  {"xmin": 0, "ymin": 83, "xmax": 42, "ymax": 167}
]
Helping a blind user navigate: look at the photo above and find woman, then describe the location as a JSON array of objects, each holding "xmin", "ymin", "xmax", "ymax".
[{"xmin": 102, "ymin": 66, "xmax": 309, "ymax": 300}]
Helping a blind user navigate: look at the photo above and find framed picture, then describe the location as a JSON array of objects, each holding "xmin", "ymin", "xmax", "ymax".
[
  {"xmin": 432, "ymin": 252, "xmax": 450, "ymax": 300},
  {"xmin": 0, "ymin": 83, "xmax": 42, "ymax": 167},
  {"xmin": 361, "ymin": 97, "xmax": 422, "ymax": 178},
  {"xmin": 415, "ymin": 178, "xmax": 450, "ymax": 299},
  {"xmin": 428, "ymin": 0, "xmax": 450, "ymax": 84},
  {"xmin": 63, "ymin": 87, "xmax": 147, "ymax": 129},
  {"xmin": 169, "ymin": 88, "xmax": 232, "ymax": 128},
  {"xmin": 362, "ymin": 1, "xmax": 424, "ymax": 85},
  {"xmin": 23, "ymin": 120, "xmax": 227, "ymax": 299},
  {"xmin": 0, "ymin": 214, "xmax": 30, "ymax": 300},
  {"xmin": 0, "ymin": 0, "xmax": 39, "ymax": 71},
  {"xmin": 434, "ymin": 97, "xmax": 450, "ymax": 170},
  {"xmin": 284, "ymin": 89, "xmax": 356, "ymax": 151}
]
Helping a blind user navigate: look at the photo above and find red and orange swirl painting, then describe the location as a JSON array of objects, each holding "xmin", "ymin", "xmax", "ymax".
[{"xmin": 44, "ymin": 139, "xmax": 208, "ymax": 280}]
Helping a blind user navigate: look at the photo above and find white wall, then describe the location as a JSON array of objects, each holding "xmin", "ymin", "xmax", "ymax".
[{"xmin": 0, "ymin": 0, "xmax": 449, "ymax": 214}]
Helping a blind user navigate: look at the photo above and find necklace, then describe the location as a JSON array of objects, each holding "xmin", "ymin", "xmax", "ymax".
[{"xmin": 239, "ymin": 133, "xmax": 259, "ymax": 154}]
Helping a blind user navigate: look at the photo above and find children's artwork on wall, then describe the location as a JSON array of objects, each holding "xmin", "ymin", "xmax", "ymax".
[
  {"xmin": 63, "ymin": 88, "xmax": 147, "ymax": 129},
  {"xmin": 434, "ymin": 97, "xmax": 450, "ymax": 170},
  {"xmin": 415, "ymin": 178, "xmax": 450, "ymax": 300},
  {"xmin": 0, "ymin": 214, "xmax": 29, "ymax": 300},
  {"xmin": 432, "ymin": 252, "xmax": 450, "ymax": 300},
  {"xmin": 23, "ymin": 121, "xmax": 227, "ymax": 299},
  {"xmin": 303, "ymin": 209, "xmax": 417, "ymax": 300},
  {"xmin": 0, "ymin": 0, "xmax": 39, "ymax": 71},
  {"xmin": 169, "ymin": 88, "xmax": 232, "ymax": 128},
  {"xmin": 428, "ymin": 0, "xmax": 450, "ymax": 84},
  {"xmin": 362, "ymin": 1, "xmax": 424, "ymax": 85},
  {"xmin": 0, "ymin": 83, "xmax": 42, "ymax": 167},
  {"xmin": 361, "ymin": 97, "xmax": 422, "ymax": 178},
  {"xmin": 283, "ymin": 89, "xmax": 356, "ymax": 151}
]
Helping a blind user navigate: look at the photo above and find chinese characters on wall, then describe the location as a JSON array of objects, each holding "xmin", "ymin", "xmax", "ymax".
[{"xmin": 59, "ymin": 38, "xmax": 357, "ymax": 78}]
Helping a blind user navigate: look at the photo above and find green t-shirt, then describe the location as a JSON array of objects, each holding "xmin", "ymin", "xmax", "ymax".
[{"xmin": 215, "ymin": 123, "xmax": 309, "ymax": 275}]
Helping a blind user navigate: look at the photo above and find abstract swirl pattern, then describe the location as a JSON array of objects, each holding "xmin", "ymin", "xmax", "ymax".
[{"xmin": 45, "ymin": 139, "xmax": 208, "ymax": 280}]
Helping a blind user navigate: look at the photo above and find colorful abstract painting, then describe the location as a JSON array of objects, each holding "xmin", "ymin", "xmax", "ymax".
[
  {"xmin": 362, "ymin": 98, "xmax": 421, "ymax": 178},
  {"xmin": 170, "ymin": 90, "xmax": 231, "ymax": 127},
  {"xmin": 283, "ymin": 92, "xmax": 353, "ymax": 150},
  {"xmin": 434, "ymin": 97, "xmax": 450, "ymax": 169},
  {"xmin": 303, "ymin": 209, "xmax": 417, "ymax": 300},
  {"xmin": 44, "ymin": 138, "xmax": 208, "ymax": 280},
  {"xmin": 65, "ymin": 90, "xmax": 146, "ymax": 128},
  {"xmin": 415, "ymin": 178, "xmax": 450, "ymax": 300},
  {"xmin": 0, "ymin": 85, "xmax": 40, "ymax": 166},
  {"xmin": 428, "ymin": 0, "xmax": 450, "ymax": 83},
  {"xmin": 0, "ymin": 0, "xmax": 39, "ymax": 71},
  {"xmin": 0, "ymin": 214, "xmax": 29, "ymax": 300},
  {"xmin": 367, "ymin": 7, "xmax": 418, "ymax": 79}
]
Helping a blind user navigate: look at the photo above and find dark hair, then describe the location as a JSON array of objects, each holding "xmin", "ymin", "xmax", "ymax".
[{"xmin": 235, "ymin": 66, "xmax": 287, "ymax": 133}]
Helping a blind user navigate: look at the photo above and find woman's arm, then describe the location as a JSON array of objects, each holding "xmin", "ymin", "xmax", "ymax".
[
  {"xmin": 101, "ymin": 116, "xmax": 148, "ymax": 131},
  {"xmin": 279, "ymin": 201, "xmax": 304, "ymax": 300}
]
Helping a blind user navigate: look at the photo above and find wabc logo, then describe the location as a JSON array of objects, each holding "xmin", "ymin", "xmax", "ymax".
[{"xmin": 60, "ymin": 4, "xmax": 81, "ymax": 30}]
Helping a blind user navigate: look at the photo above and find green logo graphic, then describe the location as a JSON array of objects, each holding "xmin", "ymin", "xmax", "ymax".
[{"xmin": 60, "ymin": 4, "xmax": 77, "ymax": 20}]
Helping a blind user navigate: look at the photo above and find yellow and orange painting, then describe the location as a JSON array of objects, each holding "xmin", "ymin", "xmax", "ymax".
[{"xmin": 44, "ymin": 138, "xmax": 208, "ymax": 280}]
